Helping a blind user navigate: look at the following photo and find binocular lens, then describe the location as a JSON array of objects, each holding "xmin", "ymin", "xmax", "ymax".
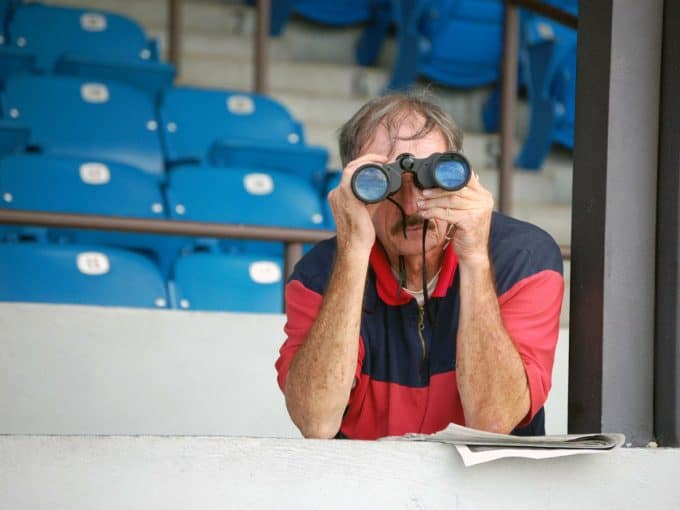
[
  {"xmin": 352, "ymin": 166, "xmax": 389, "ymax": 203},
  {"xmin": 434, "ymin": 159, "xmax": 470, "ymax": 190}
]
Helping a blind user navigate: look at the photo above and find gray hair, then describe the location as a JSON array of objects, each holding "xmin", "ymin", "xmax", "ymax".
[{"xmin": 338, "ymin": 92, "xmax": 464, "ymax": 167}]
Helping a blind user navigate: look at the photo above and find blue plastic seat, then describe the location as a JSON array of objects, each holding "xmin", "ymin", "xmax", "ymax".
[
  {"xmin": 0, "ymin": 154, "xmax": 179, "ymax": 273},
  {"xmin": 249, "ymin": 0, "xmax": 379, "ymax": 35},
  {"xmin": 0, "ymin": 242, "xmax": 168, "ymax": 308},
  {"xmin": 171, "ymin": 252, "xmax": 284, "ymax": 313},
  {"xmin": 7, "ymin": 3, "xmax": 174, "ymax": 98},
  {"xmin": 386, "ymin": 0, "xmax": 504, "ymax": 91},
  {"xmin": 2, "ymin": 74, "xmax": 165, "ymax": 179},
  {"xmin": 165, "ymin": 165, "xmax": 326, "ymax": 255},
  {"xmin": 516, "ymin": 13, "xmax": 577, "ymax": 169},
  {"xmin": 160, "ymin": 86, "xmax": 328, "ymax": 190},
  {"xmin": 248, "ymin": 0, "xmax": 391, "ymax": 66}
]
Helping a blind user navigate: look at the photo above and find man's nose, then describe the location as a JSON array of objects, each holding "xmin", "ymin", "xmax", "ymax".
[{"xmin": 396, "ymin": 173, "xmax": 422, "ymax": 212}]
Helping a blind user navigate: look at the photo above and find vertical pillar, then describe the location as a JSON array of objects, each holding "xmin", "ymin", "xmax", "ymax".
[
  {"xmin": 654, "ymin": 0, "xmax": 680, "ymax": 447},
  {"xmin": 568, "ymin": 0, "xmax": 663, "ymax": 445},
  {"xmin": 498, "ymin": 3, "xmax": 519, "ymax": 215},
  {"xmin": 168, "ymin": 0, "xmax": 182, "ymax": 73},
  {"xmin": 254, "ymin": 0, "xmax": 270, "ymax": 94}
]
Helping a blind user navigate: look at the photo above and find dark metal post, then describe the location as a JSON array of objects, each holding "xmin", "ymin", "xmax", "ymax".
[
  {"xmin": 283, "ymin": 242, "xmax": 304, "ymax": 312},
  {"xmin": 655, "ymin": 0, "xmax": 680, "ymax": 447},
  {"xmin": 168, "ymin": 0, "xmax": 182, "ymax": 73},
  {"xmin": 283, "ymin": 242, "xmax": 303, "ymax": 281},
  {"xmin": 254, "ymin": 0, "xmax": 270, "ymax": 94},
  {"xmin": 569, "ymin": 0, "xmax": 662, "ymax": 444},
  {"xmin": 499, "ymin": 3, "xmax": 519, "ymax": 215}
]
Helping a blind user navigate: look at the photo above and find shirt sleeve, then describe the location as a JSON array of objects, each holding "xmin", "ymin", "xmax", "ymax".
[
  {"xmin": 498, "ymin": 268, "xmax": 564, "ymax": 426},
  {"xmin": 275, "ymin": 279, "xmax": 365, "ymax": 394}
]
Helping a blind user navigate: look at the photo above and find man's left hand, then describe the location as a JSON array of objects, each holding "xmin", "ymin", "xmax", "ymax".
[{"xmin": 417, "ymin": 171, "xmax": 494, "ymax": 266}]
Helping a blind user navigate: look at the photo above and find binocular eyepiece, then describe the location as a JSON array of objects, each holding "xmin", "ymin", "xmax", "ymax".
[{"xmin": 351, "ymin": 152, "xmax": 472, "ymax": 204}]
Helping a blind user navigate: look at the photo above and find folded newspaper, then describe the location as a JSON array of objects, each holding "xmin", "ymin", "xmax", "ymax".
[{"xmin": 386, "ymin": 423, "xmax": 626, "ymax": 467}]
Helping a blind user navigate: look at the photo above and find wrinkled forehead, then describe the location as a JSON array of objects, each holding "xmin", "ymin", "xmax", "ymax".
[{"xmin": 359, "ymin": 114, "xmax": 447, "ymax": 160}]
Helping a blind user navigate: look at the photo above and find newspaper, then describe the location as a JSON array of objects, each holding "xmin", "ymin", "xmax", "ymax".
[{"xmin": 386, "ymin": 423, "xmax": 626, "ymax": 467}]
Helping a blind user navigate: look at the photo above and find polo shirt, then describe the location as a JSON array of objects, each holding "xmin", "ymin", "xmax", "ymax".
[{"xmin": 276, "ymin": 212, "xmax": 564, "ymax": 439}]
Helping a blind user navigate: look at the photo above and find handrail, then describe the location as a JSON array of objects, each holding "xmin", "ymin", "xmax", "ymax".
[
  {"xmin": 0, "ymin": 210, "xmax": 334, "ymax": 279},
  {"xmin": 498, "ymin": 0, "xmax": 578, "ymax": 216},
  {"xmin": 0, "ymin": 209, "xmax": 571, "ymax": 261}
]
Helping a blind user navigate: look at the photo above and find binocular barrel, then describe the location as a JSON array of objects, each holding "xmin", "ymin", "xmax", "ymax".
[{"xmin": 351, "ymin": 152, "xmax": 472, "ymax": 204}]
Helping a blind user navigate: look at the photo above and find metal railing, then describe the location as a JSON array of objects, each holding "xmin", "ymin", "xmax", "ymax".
[
  {"xmin": 0, "ymin": 209, "xmax": 570, "ymax": 261},
  {"xmin": 0, "ymin": 210, "xmax": 334, "ymax": 279}
]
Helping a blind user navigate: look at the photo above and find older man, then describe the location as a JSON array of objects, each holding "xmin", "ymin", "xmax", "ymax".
[{"xmin": 276, "ymin": 94, "xmax": 564, "ymax": 439}]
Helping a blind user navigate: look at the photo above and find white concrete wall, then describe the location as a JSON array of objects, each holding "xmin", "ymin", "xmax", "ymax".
[
  {"xmin": 0, "ymin": 435, "xmax": 678, "ymax": 509},
  {"xmin": 0, "ymin": 303, "xmax": 299, "ymax": 437},
  {"xmin": 0, "ymin": 303, "xmax": 568, "ymax": 436}
]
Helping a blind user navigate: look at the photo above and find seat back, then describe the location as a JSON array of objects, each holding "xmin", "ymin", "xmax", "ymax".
[
  {"xmin": 0, "ymin": 154, "xmax": 165, "ymax": 217},
  {"xmin": 0, "ymin": 154, "xmax": 182, "ymax": 275},
  {"xmin": 294, "ymin": 0, "xmax": 374, "ymax": 25},
  {"xmin": 172, "ymin": 252, "xmax": 283, "ymax": 313},
  {"xmin": 420, "ymin": 0, "xmax": 503, "ymax": 87},
  {"xmin": 3, "ymin": 74, "xmax": 165, "ymax": 179},
  {"xmin": 160, "ymin": 86, "xmax": 306, "ymax": 164},
  {"xmin": 8, "ymin": 3, "xmax": 153, "ymax": 70},
  {"xmin": 0, "ymin": 243, "xmax": 168, "ymax": 308},
  {"xmin": 165, "ymin": 166, "xmax": 325, "ymax": 229}
]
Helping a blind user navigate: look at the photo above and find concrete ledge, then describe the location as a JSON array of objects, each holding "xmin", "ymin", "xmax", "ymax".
[{"xmin": 0, "ymin": 435, "xmax": 677, "ymax": 509}]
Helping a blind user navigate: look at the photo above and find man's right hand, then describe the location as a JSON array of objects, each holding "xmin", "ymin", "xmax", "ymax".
[{"xmin": 328, "ymin": 153, "xmax": 388, "ymax": 256}]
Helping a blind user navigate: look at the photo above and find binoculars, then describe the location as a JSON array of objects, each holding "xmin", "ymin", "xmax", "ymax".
[{"xmin": 351, "ymin": 152, "xmax": 472, "ymax": 204}]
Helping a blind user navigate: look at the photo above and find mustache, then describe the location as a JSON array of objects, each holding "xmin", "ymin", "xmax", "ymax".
[{"xmin": 390, "ymin": 214, "xmax": 434, "ymax": 235}]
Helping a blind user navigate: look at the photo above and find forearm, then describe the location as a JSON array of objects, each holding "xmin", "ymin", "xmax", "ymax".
[
  {"xmin": 456, "ymin": 257, "xmax": 530, "ymax": 433},
  {"xmin": 285, "ymin": 249, "xmax": 369, "ymax": 438}
]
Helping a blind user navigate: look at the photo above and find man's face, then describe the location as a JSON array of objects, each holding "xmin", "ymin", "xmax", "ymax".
[{"xmin": 360, "ymin": 117, "xmax": 451, "ymax": 259}]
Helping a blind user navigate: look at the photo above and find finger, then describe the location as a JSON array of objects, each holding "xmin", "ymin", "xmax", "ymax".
[
  {"xmin": 420, "ymin": 206, "xmax": 471, "ymax": 224},
  {"xmin": 417, "ymin": 194, "xmax": 481, "ymax": 211}
]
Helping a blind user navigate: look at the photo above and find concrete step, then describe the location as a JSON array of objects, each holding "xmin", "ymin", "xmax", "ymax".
[
  {"xmin": 177, "ymin": 55, "xmax": 388, "ymax": 100},
  {"xmin": 52, "ymin": 0, "xmax": 245, "ymax": 37},
  {"xmin": 54, "ymin": 0, "xmax": 392, "ymax": 66}
]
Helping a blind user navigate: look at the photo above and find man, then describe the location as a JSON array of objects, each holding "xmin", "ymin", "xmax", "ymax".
[{"xmin": 275, "ymin": 94, "xmax": 564, "ymax": 440}]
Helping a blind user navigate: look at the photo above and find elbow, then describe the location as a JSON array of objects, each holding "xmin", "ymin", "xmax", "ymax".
[
  {"xmin": 285, "ymin": 394, "xmax": 342, "ymax": 439},
  {"xmin": 466, "ymin": 417, "xmax": 513, "ymax": 435},
  {"xmin": 297, "ymin": 420, "xmax": 341, "ymax": 439},
  {"xmin": 464, "ymin": 406, "xmax": 519, "ymax": 435}
]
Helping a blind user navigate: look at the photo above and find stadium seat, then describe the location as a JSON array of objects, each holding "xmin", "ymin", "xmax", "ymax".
[
  {"xmin": 0, "ymin": 119, "xmax": 28, "ymax": 156},
  {"xmin": 249, "ymin": 0, "xmax": 391, "ymax": 66},
  {"xmin": 0, "ymin": 242, "xmax": 168, "ymax": 308},
  {"xmin": 0, "ymin": 154, "xmax": 165, "ymax": 217},
  {"xmin": 516, "ymin": 13, "xmax": 577, "ymax": 169},
  {"xmin": 7, "ymin": 3, "xmax": 174, "ymax": 99},
  {"xmin": 171, "ymin": 252, "xmax": 284, "ymax": 313},
  {"xmin": 165, "ymin": 165, "xmax": 326, "ymax": 255},
  {"xmin": 0, "ymin": 154, "xmax": 179, "ymax": 273},
  {"xmin": 249, "ymin": 0, "xmax": 381, "ymax": 34},
  {"xmin": 2, "ymin": 74, "xmax": 165, "ymax": 179},
  {"xmin": 0, "ymin": 46, "xmax": 34, "ymax": 86},
  {"xmin": 160, "ymin": 86, "xmax": 328, "ymax": 190},
  {"xmin": 386, "ymin": 0, "xmax": 504, "ymax": 91}
]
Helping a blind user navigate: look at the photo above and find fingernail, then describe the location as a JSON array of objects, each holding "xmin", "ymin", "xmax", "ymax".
[{"xmin": 422, "ymin": 189, "xmax": 433, "ymax": 196}]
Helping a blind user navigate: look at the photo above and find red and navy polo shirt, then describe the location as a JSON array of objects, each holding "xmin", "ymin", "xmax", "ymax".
[{"xmin": 276, "ymin": 212, "xmax": 564, "ymax": 439}]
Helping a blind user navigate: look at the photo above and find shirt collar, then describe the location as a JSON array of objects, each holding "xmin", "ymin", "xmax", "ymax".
[{"xmin": 369, "ymin": 241, "xmax": 459, "ymax": 306}]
